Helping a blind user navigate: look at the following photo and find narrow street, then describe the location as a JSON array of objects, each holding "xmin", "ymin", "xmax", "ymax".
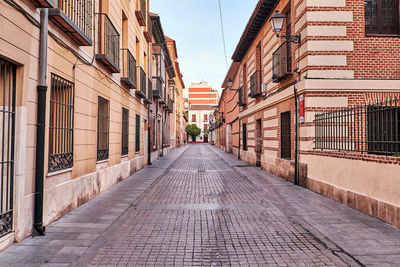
[{"xmin": 1, "ymin": 144, "xmax": 400, "ymax": 266}]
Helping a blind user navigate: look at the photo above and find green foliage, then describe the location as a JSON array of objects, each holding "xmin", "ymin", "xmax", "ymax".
[{"xmin": 186, "ymin": 124, "xmax": 201, "ymax": 137}]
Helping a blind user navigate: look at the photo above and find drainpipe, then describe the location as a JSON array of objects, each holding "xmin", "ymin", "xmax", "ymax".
[
  {"xmin": 161, "ymin": 108, "xmax": 164, "ymax": 157},
  {"xmin": 238, "ymin": 118, "xmax": 241, "ymax": 160},
  {"xmin": 147, "ymin": 104, "xmax": 151, "ymax": 165},
  {"xmin": 293, "ymin": 81, "xmax": 299, "ymax": 186},
  {"xmin": 34, "ymin": 8, "xmax": 48, "ymax": 235}
]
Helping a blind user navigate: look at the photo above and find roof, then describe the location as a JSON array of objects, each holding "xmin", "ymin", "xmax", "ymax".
[
  {"xmin": 150, "ymin": 13, "xmax": 176, "ymax": 78},
  {"xmin": 221, "ymin": 62, "xmax": 241, "ymax": 88},
  {"xmin": 231, "ymin": 0, "xmax": 278, "ymax": 62}
]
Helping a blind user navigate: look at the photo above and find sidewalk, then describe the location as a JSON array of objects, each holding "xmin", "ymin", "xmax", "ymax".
[
  {"xmin": 209, "ymin": 145, "xmax": 400, "ymax": 266},
  {"xmin": 0, "ymin": 146, "xmax": 189, "ymax": 266}
]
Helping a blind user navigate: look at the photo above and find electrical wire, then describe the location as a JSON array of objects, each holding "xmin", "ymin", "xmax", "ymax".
[{"xmin": 218, "ymin": 0, "xmax": 229, "ymax": 70}]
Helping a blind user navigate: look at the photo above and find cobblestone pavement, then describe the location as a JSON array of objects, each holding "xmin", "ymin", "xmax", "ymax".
[{"xmin": 1, "ymin": 144, "xmax": 400, "ymax": 266}]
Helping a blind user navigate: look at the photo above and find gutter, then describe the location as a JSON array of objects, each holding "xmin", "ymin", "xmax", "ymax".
[{"xmin": 34, "ymin": 8, "xmax": 48, "ymax": 235}]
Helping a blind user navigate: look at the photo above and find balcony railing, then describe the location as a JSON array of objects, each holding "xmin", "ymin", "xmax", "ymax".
[
  {"xmin": 136, "ymin": 67, "xmax": 146, "ymax": 98},
  {"xmin": 30, "ymin": 0, "xmax": 54, "ymax": 8},
  {"xmin": 238, "ymin": 87, "xmax": 246, "ymax": 106},
  {"xmin": 121, "ymin": 49, "xmax": 137, "ymax": 89},
  {"xmin": 152, "ymin": 77, "xmax": 163, "ymax": 99},
  {"xmin": 144, "ymin": 78, "xmax": 153, "ymax": 104},
  {"xmin": 96, "ymin": 13, "xmax": 120, "ymax": 73},
  {"xmin": 135, "ymin": 0, "xmax": 146, "ymax": 26},
  {"xmin": 249, "ymin": 71, "xmax": 260, "ymax": 98},
  {"xmin": 272, "ymin": 42, "xmax": 290, "ymax": 82},
  {"xmin": 49, "ymin": 0, "xmax": 93, "ymax": 46}
]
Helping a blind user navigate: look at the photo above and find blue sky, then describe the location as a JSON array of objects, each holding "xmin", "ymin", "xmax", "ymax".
[{"xmin": 149, "ymin": 0, "xmax": 258, "ymax": 89}]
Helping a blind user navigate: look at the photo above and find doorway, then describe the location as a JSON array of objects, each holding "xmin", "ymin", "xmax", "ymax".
[
  {"xmin": 256, "ymin": 119, "xmax": 262, "ymax": 167},
  {"xmin": 0, "ymin": 59, "xmax": 16, "ymax": 237}
]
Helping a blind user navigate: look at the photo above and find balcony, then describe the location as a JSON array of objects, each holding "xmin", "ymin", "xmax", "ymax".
[
  {"xmin": 272, "ymin": 42, "xmax": 291, "ymax": 82},
  {"xmin": 135, "ymin": 0, "xmax": 146, "ymax": 26},
  {"xmin": 30, "ymin": 0, "xmax": 54, "ymax": 8},
  {"xmin": 48, "ymin": 0, "xmax": 93, "ymax": 46},
  {"xmin": 144, "ymin": 78, "xmax": 153, "ymax": 104},
  {"xmin": 135, "ymin": 67, "xmax": 146, "ymax": 98},
  {"xmin": 95, "ymin": 14, "xmax": 120, "ymax": 73},
  {"xmin": 152, "ymin": 77, "xmax": 163, "ymax": 99},
  {"xmin": 121, "ymin": 49, "xmax": 137, "ymax": 89},
  {"xmin": 249, "ymin": 71, "xmax": 260, "ymax": 98},
  {"xmin": 238, "ymin": 87, "xmax": 246, "ymax": 107}
]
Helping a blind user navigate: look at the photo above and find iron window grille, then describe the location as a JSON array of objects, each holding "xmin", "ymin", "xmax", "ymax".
[
  {"xmin": 0, "ymin": 59, "xmax": 16, "ymax": 238},
  {"xmin": 281, "ymin": 111, "xmax": 291, "ymax": 159},
  {"xmin": 49, "ymin": 0, "xmax": 93, "ymax": 46},
  {"xmin": 272, "ymin": 42, "xmax": 291, "ymax": 82},
  {"xmin": 121, "ymin": 49, "xmax": 137, "ymax": 89},
  {"xmin": 97, "ymin": 97, "xmax": 110, "ymax": 161},
  {"xmin": 96, "ymin": 13, "xmax": 120, "ymax": 73},
  {"xmin": 249, "ymin": 71, "xmax": 260, "ymax": 98},
  {"xmin": 49, "ymin": 73, "xmax": 74, "ymax": 172},
  {"xmin": 238, "ymin": 87, "xmax": 246, "ymax": 106},
  {"xmin": 365, "ymin": 0, "xmax": 399, "ymax": 35},
  {"xmin": 145, "ymin": 78, "xmax": 153, "ymax": 104},
  {"xmin": 314, "ymin": 98, "xmax": 400, "ymax": 155},
  {"xmin": 136, "ymin": 67, "xmax": 146, "ymax": 98},
  {"xmin": 121, "ymin": 108, "xmax": 129, "ymax": 156},
  {"xmin": 135, "ymin": 114, "xmax": 140, "ymax": 152}
]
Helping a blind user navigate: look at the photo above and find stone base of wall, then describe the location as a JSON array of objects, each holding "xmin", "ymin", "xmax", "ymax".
[
  {"xmin": 306, "ymin": 177, "xmax": 400, "ymax": 228},
  {"xmin": 43, "ymin": 156, "xmax": 147, "ymax": 226}
]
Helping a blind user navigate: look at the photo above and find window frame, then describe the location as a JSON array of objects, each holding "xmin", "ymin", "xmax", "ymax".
[
  {"xmin": 365, "ymin": 0, "xmax": 400, "ymax": 36},
  {"xmin": 97, "ymin": 96, "xmax": 110, "ymax": 161},
  {"xmin": 49, "ymin": 73, "xmax": 75, "ymax": 172},
  {"xmin": 121, "ymin": 108, "xmax": 129, "ymax": 156}
]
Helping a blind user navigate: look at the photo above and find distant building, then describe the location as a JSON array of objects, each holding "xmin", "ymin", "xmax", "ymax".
[{"xmin": 187, "ymin": 82, "xmax": 218, "ymax": 143}]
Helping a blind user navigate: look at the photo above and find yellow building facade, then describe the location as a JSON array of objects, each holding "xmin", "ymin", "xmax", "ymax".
[{"xmin": 0, "ymin": 0, "xmax": 176, "ymax": 249}]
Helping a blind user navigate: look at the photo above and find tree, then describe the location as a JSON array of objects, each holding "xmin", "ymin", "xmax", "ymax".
[{"xmin": 185, "ymin": 124, "xmax": 201, "ymax": 138}]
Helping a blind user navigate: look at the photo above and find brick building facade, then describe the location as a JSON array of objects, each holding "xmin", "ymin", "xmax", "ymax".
[{"xmin": 212, "ymin": 0, "xmax": 400, "ymax": 228}]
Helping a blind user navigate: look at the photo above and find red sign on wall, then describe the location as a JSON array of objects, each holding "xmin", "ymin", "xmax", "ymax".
[{"xmin": 299, "ymin": 95, "xmax": 305, "ymax": 124}]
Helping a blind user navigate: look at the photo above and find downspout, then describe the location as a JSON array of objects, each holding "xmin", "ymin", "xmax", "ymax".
[
  {"xmin": 147, "ymin": 104, "xmax": 151, "ymax": 165},
  {"xmin": 238, "ymin": 118, "xmax": 241, "ymax": 160},
  {"xmin": 34, "ymin": 8, "xmax": 48, "ymax": 235},
  {"xmin": 161, "ymin": 108, "xmax": 164, "ymax": 157},
  {"xmin": 293, "ymin": 81, "xmax": 299, "ymax": 185}
]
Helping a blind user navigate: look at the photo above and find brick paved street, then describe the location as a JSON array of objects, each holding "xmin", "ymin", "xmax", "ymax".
[{"xmin": 1, "ymin": 144, "xmax": 400, "ymax": 266}]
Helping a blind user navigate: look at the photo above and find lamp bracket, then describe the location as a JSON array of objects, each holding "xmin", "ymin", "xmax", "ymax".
[{"xmin": 278, "ymin": 34, "xmax": 301, "ymax": 44}]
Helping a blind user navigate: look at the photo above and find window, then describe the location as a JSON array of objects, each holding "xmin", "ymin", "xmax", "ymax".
[
  {"xmin": 242, "ymin": 123, "xmax": 247, "ymax": 151},
  {"xmin": 204, "ymin": 124, "xmax": 208, "ymax": 131},
  {"xmin": 204, "ymin": 114, "xmax": 208, "ymax": 121},
  {"xmin": 192, "ymin": 114, "xmax": 196, "ymax": 122},
  {"xmin": 97, "ymin": 97, "xmax": 110, "ymax": 161},
  {"xmin": 49, "ymin": 73, "xmax": 74, "ymax": 172},
  {"xmin": 136, "ymin": 114, "xmax": 140, "ymax": 152},
  {"xmin": 122, "ymin": 108, "xmax": 129, "ymax": 156},
  {"xmin": 365, "ymin": 0, "xmax": 399, "ymax": 34},
  {"xmin": 281, "ymin": 112, "xmax": 291, "ymax": 159}
]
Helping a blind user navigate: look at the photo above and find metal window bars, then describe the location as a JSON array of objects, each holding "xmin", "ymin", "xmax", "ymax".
[
  {"xmin": 55, "ymin": 0, "xmax": 93, "ymax": 39},
  {"xmin": 121, "ymin": 108, "xmax": 129, "ymax": 156},
  {"xmin": 121, "ymin": 49, "xmax": 137, "ymax": 89},
  {"xmin": 0, "ymin": 59, "xmax": 16, "ymax": 237},
  {"xmin": 314, "ymin": 98, "xmax": 400, "ymax": 156},
  {"xmin": 272, "ymin": 42, "xmax": 290, "ymax": 82},
  {"xmin": 97, "ymin": 97, "xmax": 110, "ymax": 161},
  {"xmin": 97, "ymin": 13, "xmax": 120, "ymax": 73},
  {"xmin": 135, "ymin": 114, "xmax": 140, "ymax": 152},
  {"xmin": 49, "ymin": 73, "xmax": 74, "ymax": 172},
  {"xmin": 135, "ymin": 67, "xmax": 146, "ymax": 98},
  {"xmin": 249, "ymin": 71, "xmax": 260, "ymax": 98}
]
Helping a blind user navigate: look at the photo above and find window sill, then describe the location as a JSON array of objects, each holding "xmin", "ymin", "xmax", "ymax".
[
  {"xmin": 47, "ymin": 167, "xmax": 73, "ymax": 177},
  {"xmin": 365, "ymin": 33, "xmax": 400, "ymax": 37},
  {"xmin": 121, "ymin": 154, "xmax": 128, "ymax": 158},
  {"xmin": 96, "ymin": 159, "xmax": 109, "ymax": 164}
]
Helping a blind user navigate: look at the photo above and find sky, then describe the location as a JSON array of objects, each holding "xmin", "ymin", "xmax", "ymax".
[{"xmin": 149, "ymin": 0, "xmax": 259, "ymax": 90}]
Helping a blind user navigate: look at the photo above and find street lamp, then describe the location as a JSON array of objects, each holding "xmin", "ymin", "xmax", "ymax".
[
  {"xmin": 270, "ymin": 11, "xmax": 301, "ymax": 44},
  {"xmin": 226, "ymin": 78, "xmax": 240, "ymax": 92}
]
